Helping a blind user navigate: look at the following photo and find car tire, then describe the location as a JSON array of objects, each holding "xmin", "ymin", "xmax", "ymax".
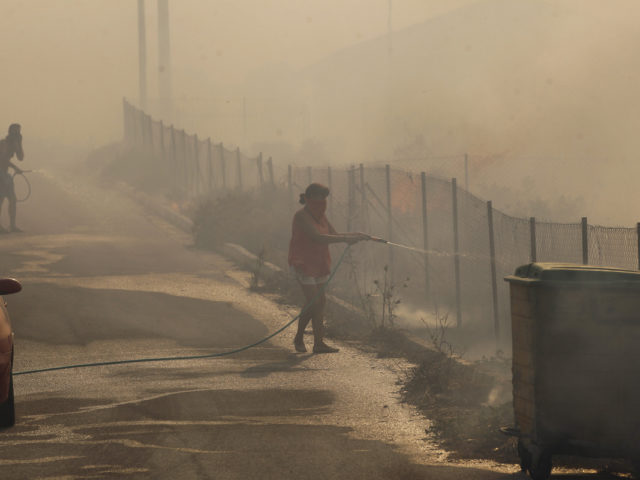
[{"xmin": 0, "ymin": 346, "xmax": 15, "ymax": 429}]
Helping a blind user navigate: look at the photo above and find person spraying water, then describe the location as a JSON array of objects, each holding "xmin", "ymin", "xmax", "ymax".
[
  {"xmin": 288, "ymin": 182, "xmax": 371, "ymax": 353},
  {"xmin": 0, "ymin": 124, "xmax": 26, "ymax": 233}
]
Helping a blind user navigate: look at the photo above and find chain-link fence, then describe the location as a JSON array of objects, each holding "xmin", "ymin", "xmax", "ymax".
[{"xmin": 123, "ymin": 100, "xmax": 640, "ymax": 348}]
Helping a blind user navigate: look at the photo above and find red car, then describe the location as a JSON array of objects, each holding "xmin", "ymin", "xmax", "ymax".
[{"xmin": 0, "ymin": 278, "xmax": 22, "ymax": 429}]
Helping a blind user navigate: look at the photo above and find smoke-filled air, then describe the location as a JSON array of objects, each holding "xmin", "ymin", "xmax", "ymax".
[
  {"xmin": 4, "ymin": 2, "xmax": 640, "ymax": 479},
  {"xmin": 3, "ymin": 0, "xmax": 640, "ymax": 223}
]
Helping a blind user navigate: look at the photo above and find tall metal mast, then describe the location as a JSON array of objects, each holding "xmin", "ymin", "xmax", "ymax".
[
  {"xmin": 158, "ymin": 0, "xmax": 172, "ymax": 117},
  {"xmin": 137, "ymin": 0, "xmax": 148, "ymax": 109}
]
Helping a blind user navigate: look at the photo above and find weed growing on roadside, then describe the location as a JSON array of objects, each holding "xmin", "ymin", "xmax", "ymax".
[
  {"xmin": 423, "ymin": 308, "xmax": 455, "ymax": 359},
  {"xmin": 372, "ymin": 265, "xmax": 409, "ymax": 329},
  {"xmin": 250, "ymin": 246, "xmax": 267, "ymax": 290},
  {"xmin": 346, "ymin": 262, "xmax": 410, "ymax": 331},
  {"xmin": 415, "ymin": 308, "xmax": 459, "ymax": 395}
]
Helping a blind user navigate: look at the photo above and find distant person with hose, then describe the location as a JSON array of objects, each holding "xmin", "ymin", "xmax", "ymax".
[
  {"xmin": 0, "ymin": 124, "xmax": 25, "ymax": 233},
  {"xmin": 289, "ymin": 182, "xmax": 370, "ymax": 353}
]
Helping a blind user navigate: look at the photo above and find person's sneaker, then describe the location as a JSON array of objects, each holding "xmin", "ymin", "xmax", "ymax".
[
  {"xmin": 0, "ymin": 226, "xmax": 7, "ymax": 234},
  {"xmin": 313, "ymin": 342, "xmax": 339, "ymax": 354},
  {"xmin": 9, "ymin": 226, "xmax": 22, "ymax": 233},
  {"xmin": 294, "ymin": 337, "xmax": 307, "ymax": 353}
]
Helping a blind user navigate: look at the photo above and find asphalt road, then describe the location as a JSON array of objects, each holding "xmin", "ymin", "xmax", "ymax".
[{"xmin": 0, "ymin": 169, "xmax": 527, "ymax": 479}]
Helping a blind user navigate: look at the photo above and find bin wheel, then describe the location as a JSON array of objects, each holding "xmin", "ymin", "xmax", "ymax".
[
  {"xmin": 517, "ymin": 439, "xmax": 532, "ymax": 472},
  {"xmin": 529, "ymin": 449, "xmax": 552, "ymax": 480}
]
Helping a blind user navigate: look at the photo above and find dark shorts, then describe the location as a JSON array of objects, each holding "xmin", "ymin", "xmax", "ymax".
[
  {"xmin": 289, "ymin": 266, "xmax": 329, "ymax": 285},
  {"xmin": 0, "ymin": 173, "xmax": 15, "ymax": 199}
]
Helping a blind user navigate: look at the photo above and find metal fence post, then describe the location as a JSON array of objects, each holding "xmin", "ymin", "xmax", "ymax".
[
  {"xmin": 159, "ymin": 121, "xmax": 166, "ymax": 166},
  {"xmin": 288, "ymin": 165, "xmax": 294, "ymax": 213},
  {"xmin": 327, "ymin": 166, "xmax": 333, "ymax": 220},
  {"xmin": 180, "ymin": 130, "xmax": 187, "ymax": 194},
  {"xmin": 207, "ymin": 138, "xmax": 213, "ymax": 192},
  {"xmin": 637, "ymin": 223, "xmax": 640, "ymax": 271},
  {"xmin": 464, "ymin": 153, "xmax": 469, "ymax": 191},
  {"xmin": 359, "ymin": 163, "xmax": 367, "ymax": 230},
  {"xmin": 145, "ymin": 112, "xmax": 151, "ymax": 151},
  {"xmin": 421, "ymin": 172, "xmax": 429, "ymax": 300},
  {"xmin": 267, "ymin": 156, "xmax": 275, "ymax": 187},
  {"xmin": 141, "ymin": 110, "xmax": 147, "ymax": 149},
  {"xmin": 219, "ymin": 143, "xmax": 226, "ymax": 190},
  {"xmin": 452, "ymin": 177, "xmax": 461, "ymax": 328},
  {"xmin": 147, "ymin": 115, "xmax": 154, "ymax": 154},
  {"xmin": 137, "ymin": 107, "xmax": 144, "ymax": 147},
  {"xmin": 257, "ymin": 153, "xmax": 264, "ymax": 188},
  {"xmin": 131, "ymin": 105, "xmax": 138, "ymax": 146},
  {"xmin": 530, "ymin": 217, "xmax": 537, "ymax": 262},
  {"xmin": 385, "ymin": 164, "xmax": 394, "ymax": 276},
  {"xmin": 139, "ymin": 112, "xmax": 145, "ymax": 149},
  {"xmin": 236, "ymin": 148, "xmax": 243, "ymax": 191},
  {"xmin": 129, "ymin": 103, "xmax": 134, "ymax": 145},
  {"xmin": 170, "ymin": 125, "xmax": 176, "ymax": 191},
  {"xmin": 185, "ymin": 132, "xmax": 191, "ymax": 195},
  {"xmin": 139, "ymin": 110, "xmax": 146, "ymax": 149},
  {"xmin": 193, "ymin": 134, "xmax": 200, "ymax": 194},
  {"xmin": 347, "ymin": 168, "xmax": 354, "ymax": 231},
  {"xmin": 487, "ymin": 200, "xmax": 499, "ymax": 343},
  {"xmin": 582, "ymin": 217, "xmax": 589, "ymax": 264}
]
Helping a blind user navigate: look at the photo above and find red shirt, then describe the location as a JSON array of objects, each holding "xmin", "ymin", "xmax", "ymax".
[{"xmin": 288, "ymin": 208, "xmax": 331, "ymax": 277}]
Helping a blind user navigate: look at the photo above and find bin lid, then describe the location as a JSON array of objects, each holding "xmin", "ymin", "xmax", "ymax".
[{"xmin": 505, "ymin": 262, "xmax": 640, "ymax": 286}]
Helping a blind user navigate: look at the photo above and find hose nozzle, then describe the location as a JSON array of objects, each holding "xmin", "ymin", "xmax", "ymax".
[{"xmin": 369, "ymin": 236, "xmax": 388, "ymax": 243}]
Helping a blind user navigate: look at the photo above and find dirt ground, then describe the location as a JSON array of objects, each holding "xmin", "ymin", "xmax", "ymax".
[
  {"xmin": 226, "ymin": 256, "xmax": 520, "ymax": 465},
  {"xmin": 364, "ymin": 326, "xmax": 516, "ymax": 463}
]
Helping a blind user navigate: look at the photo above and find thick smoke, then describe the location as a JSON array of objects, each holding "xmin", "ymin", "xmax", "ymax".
[{"xmin": 3, "ymin": 0, "xmax": 639, "ymax": 223}]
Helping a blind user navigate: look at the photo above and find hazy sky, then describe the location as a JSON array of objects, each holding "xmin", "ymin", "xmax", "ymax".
[
  {"xmin": 1, "ymin": 0, "xmax": 478, "ymax": 148},
  {"xmin": 4, "ymin": 0, "xmax": 640, "ymax": 225}
]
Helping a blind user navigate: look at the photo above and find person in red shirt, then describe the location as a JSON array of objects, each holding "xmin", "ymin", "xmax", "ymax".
[{"xmin": 288, "ymin": 183, "xmax": 369, "ymax": 353}]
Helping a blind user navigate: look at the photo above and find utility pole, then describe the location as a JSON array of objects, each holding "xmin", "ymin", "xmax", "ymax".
[
  {"xmin": 387, "ymin": 0, "xmax": 393, "ymax": 57},
  {"xmin": 157, "ymin": 0, "xmax": 172, "ymax": 118},
  {"xmin": 386, "ymin": 0, "xmax": 393, "ymax": 158},
  {"xmin": 137, "ymin": 0, "xmax": 148, "ymax": 110}
]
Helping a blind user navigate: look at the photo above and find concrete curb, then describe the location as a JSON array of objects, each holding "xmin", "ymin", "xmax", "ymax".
[
  {"xmin": 117, "ymin": 181, "xmax": 194, "ymax": 233},
  {"xmin": 220, "ymin": 242, "xmax": 285, "ymax": 284}
]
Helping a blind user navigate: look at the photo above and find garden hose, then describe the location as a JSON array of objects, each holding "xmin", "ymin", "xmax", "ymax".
[
  {"xmin": 12, "ymin": 170, "xmax": 32, "ymax": 203},
  {"xmin": 13, "ymin": 245, "xmax": 352, "ymax": 376}
]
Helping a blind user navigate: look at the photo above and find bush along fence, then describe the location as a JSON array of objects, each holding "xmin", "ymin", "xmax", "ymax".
[{"xmin": 122, "ymin": 99, "xmax": 640, "ymax": 348}]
